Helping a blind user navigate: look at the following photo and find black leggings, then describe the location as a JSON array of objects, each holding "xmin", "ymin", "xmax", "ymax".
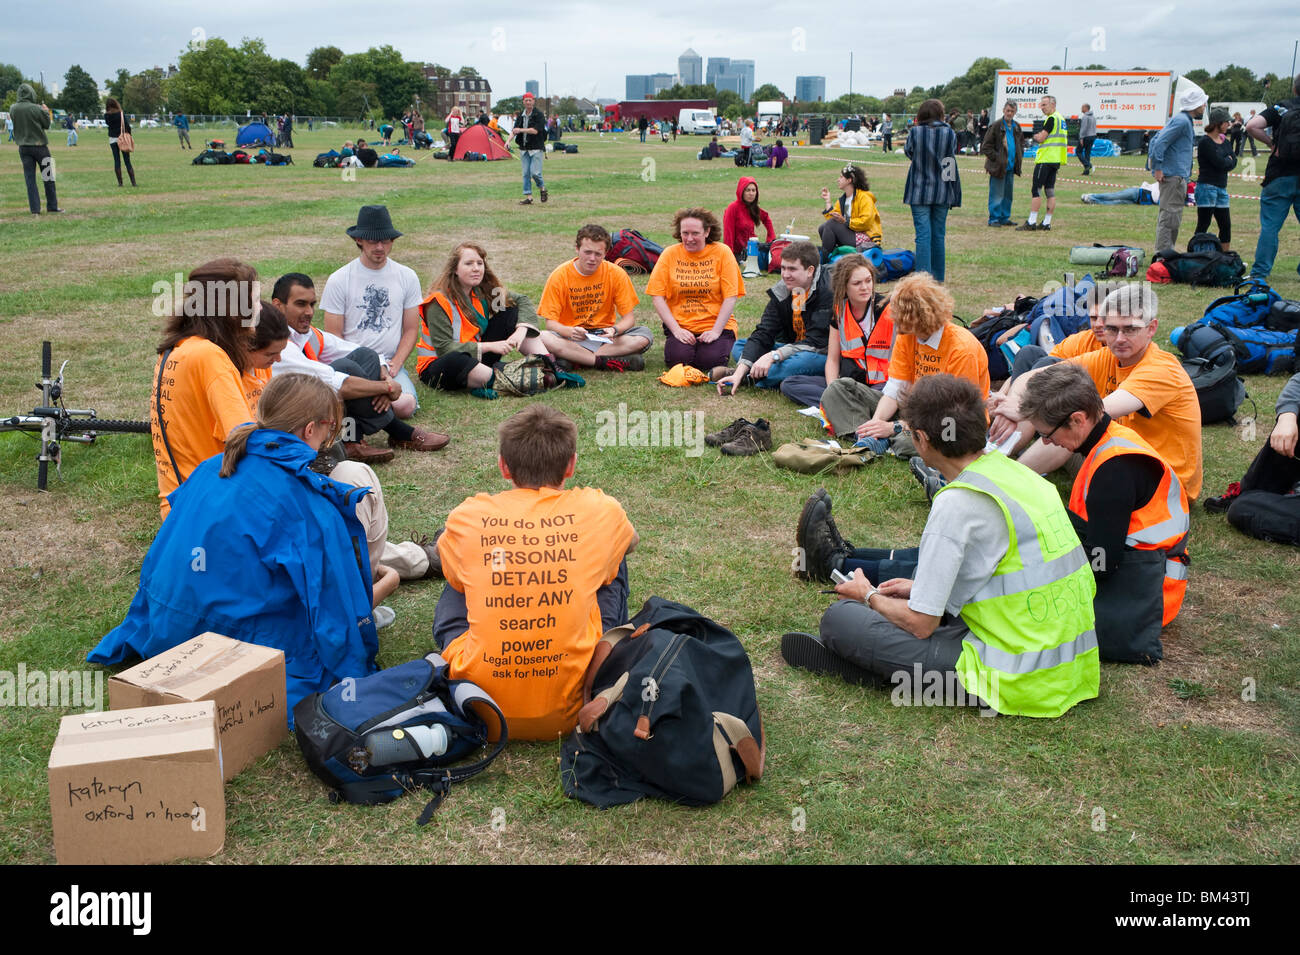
[
  {"xmin": 1195, "ymin": 205, "xmax": 1231, "ymax": 244},
  {"xmin": 418, "ymin": 306, "xmax": 518, "ymax": 390},
  {"xmin": 111, "ymin": 142, "xmax": 135, "ymax": 178}
]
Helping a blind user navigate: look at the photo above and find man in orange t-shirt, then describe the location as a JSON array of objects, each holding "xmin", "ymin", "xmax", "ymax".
[
  {"xmin": 433, "ymin": 405, "xmax": 638, "ymax": 740},
  {"xmin": 537, "ymin": 224, "xmax": 653, "ymax": 372},
  {"xmin": 998, "ymin": 283, "xmax": 1203, "ymax": 498},
  {"xmin": 646, "ymin": 207, "xmax": 745, "ymax": 373}
]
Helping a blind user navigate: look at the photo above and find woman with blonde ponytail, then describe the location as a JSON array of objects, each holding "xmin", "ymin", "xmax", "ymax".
[{"xmin": 91, "ymin": 373, "xmax": 385, "ymax": 726}]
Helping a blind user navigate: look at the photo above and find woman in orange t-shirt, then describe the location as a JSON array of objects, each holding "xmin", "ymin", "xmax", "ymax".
[
  {"xmin": 646, "ymin": 207, "xmax": 745, "ymax": 374},
  {"xmin": 151, "ymin": 259, "xmax": 288, "ymax": 518}
]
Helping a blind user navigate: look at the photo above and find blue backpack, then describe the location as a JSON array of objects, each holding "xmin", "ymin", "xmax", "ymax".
[
  {"xmin": 1026, "ymin": 273, "xmax": 1096, "ymax": 346},
  {"xmin": 880, "ymin": 248, "xmax": 915, "ymax": 281},
  {"xmin": 1173, "ymin": 320, "xmax": 1297, "ymax": 376},
  {"xmin": 293, "ymin": 653, "xmax": 507, "ymax": 823},
  {"xmin": 1200, "ymin": 281, "xmax": 1281, "ymax": 328}
]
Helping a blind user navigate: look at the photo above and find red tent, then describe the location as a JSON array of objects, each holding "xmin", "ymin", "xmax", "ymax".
[{"xmin": 453, "ymin": 124, "xmax": 512, "ymax": 160}]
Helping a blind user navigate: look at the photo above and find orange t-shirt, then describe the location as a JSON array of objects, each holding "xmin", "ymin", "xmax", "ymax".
[
  {"xmin": 645, "ymin": 242, "xmax": 745, "ymax": 335},
  {"xmin": 1051, "ymin": 328, "xmax": 1106, "ymax": 360},
  {"xmin": 439, "ymin": 485, "xmax": 636, "ymax": 740},
  {"xmin": 243, "ymin": 366, "xmax": 272, "ymax": 411},
  {"xmin": 151, "ymin": 336, "xmax": 256, "ymax": 519},
  {"xmin": 538, "ymin": 259, "xmax": 639, "ymax": 329},
  {"xmin": 887, "ymin": 322, "xmax": 990, "ymax": 396},
  {"xmin": 1071, "ymin": 344, "xmax": 1203, "ymax": 498}
]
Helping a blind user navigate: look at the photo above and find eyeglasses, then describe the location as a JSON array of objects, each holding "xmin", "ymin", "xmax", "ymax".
[
  {"xmin": 1036, "ymin": 418, "xmax": 1068, "ymax": 442},
  {"xmin": 1101, "ymin": 323, "xmax": 1150, "ymax": 338}
]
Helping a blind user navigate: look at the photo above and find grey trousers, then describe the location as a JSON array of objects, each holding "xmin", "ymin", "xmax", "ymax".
[
  {"xmin": 332, "ymin": 346, "xmax": 395, "ymax": 438},
  {"xmin": 1156, "ymin": 175, "xmax": 1186, "ymax": 253},
  {"xmin": 819, "ymin": 378, "xmax": 916, "ymax": 456}
]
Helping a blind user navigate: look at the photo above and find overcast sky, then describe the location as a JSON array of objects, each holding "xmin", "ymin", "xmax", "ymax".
[{"xmin": 8, "ymin": 1, "xmax": 1298, "ymax": 101}]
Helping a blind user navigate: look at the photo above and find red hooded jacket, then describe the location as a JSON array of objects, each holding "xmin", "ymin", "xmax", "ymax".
[{"xmin": 723, "ymin": 176, "xmax": 776, "ymax": 257}]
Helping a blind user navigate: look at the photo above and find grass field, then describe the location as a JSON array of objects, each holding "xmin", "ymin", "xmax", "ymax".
[{"xmin": 1, "ymin": 123, "xmax": 1297, "ymax": 864}]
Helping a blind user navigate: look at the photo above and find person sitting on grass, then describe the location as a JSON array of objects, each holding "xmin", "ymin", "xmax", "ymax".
[
  {"xmin": 535, "ymin": 224, "xmax": 654, "ymax": 372},
  {"xmin": 646, "ymin": 207, "xmax": 746, "ymax": 376},
  {"xmin": 818, "ymin": 163, "xmax": 883, "ymax": 260},
  {"xmin": 723, "ymin": 176, "xmax": 776, "ymax": 268},
  {"xmin": 91, "ymin": 373, "xmax": 392, "ymax": 725},
  {"xmin": 989, "ymin": 283, "xmax": 1203, "ymax": 500},
  {"xmin": 431, "ymin": 405, "xmax": 638, "ymax": 740},
  {"xmin": 716, "ymin": 241, "xmax": 836, "ymax": 396},
  {"xmin": 821, "ymin": 271, "xmax": 988, "ymax": 457},
  {"xmin": 782, "ymin": 373, "xmax": 1099, "ymax": 718},
  {"xmin": 1021, "ymin": 362, "xmax": 1189, "ymax": 664},
  {"xmin": 417, "ymin": 242, "xmax": 581, "ymax": 398},
  {"xmin": 1205, "ymin": 370, "xmax": 1300, "ymax": 545},
  {"xmin": 771, "ymin": 139, "xmax": 789, "ymax": 168}
]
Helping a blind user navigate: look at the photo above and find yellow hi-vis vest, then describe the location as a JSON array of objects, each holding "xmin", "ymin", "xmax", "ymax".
[
  {"xmin": 1036, "ymin": 111, "xmax": 1067, "ymax": 164},
  {"xmin": 942, "ymin": 452, "xmax": 1100, "ymax": 717}
]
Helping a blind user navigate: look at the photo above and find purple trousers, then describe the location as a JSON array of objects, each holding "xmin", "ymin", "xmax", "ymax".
[{"xmin": 663, "ymin": 328, "xmax": 736, "ymax": 372}]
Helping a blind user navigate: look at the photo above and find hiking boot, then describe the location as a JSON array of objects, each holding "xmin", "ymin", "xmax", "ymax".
[
  {"xmin": 720, "ymin": 419, "xmax": 772, "ymax": 456},
  {"xmin": 1203, "ymin": 480, "xmax": 1242, "ymax": 513},
  {"xmin": 540, "ymin": 187, "xmax": 548, "ymax": 203},
  {"xmin": 705, "ymin": 417, "xmax": 753, "ymax": 447},
  {"xmin": 709, "ymin": 365, "xmax": 732, "ymax": 382},
  {"xmin": 596, "ymin": 353, "xmax": 645, "ymax": 372},
  {"xmin": 1015, "ymin": 221, "xmax": 1040, "ymax": 231},
  {"xmin": 519, "ymin": 196, "xmax": 533, "ymax": 205},
  {"xmin": 910, "ymin": 456, "xmax": 946, "ymax": 502},
  {"xmin": 345, "ymin": 441, "xmax": 395, "ymax": 464},
  {"xmin": 409, "ymin": 528, "xmax": 445, "ymax": 579},
  {"xmin": 388, "ymin": 426, "xmax": 450, "ymax": 452},
  {"xmin": 795, "ymin": 489, "xmax": 853, "ymax": 582},
  {"xmin": 780, "ymin": 632, "xmax": 881, "ymax": 687}
]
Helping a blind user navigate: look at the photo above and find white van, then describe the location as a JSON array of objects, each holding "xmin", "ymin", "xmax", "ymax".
[{"xmin": 678, "ymin": 108, "xmax": 717, "ymax": 135}]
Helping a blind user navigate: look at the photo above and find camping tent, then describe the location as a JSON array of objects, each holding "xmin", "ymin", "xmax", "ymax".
[
  {"xmin": 453, "ymin": 124, "xmax": 512, "ymax": 160},
  {"xmin": 236, "ymin": 122, "xmax": 275, "ymax": 147}
]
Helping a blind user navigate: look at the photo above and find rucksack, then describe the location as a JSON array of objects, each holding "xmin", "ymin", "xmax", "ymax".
[
  {"xmin": 1152, "ymin": 248, "xmax": 1246, "ymax": 287},
  {"xmin": 1268, "ymin": 299, "xmax": 1300, "ymax": 332},
  {"xmin": 1186, "ymin": 232, "xmax": 1223, "ymax": 254},
  {"xmin": 1174, "ymin": 318, "xmax": 1297, "ymax": 375},
  {"xmin": 767, "ymin": 238, "xmax": 791, "ymax": 273},
  {"xmin": 565, "ymin": 143, "xmax": 578, "ymax": 154},
  {"xmin": 1202, "ymin": 281, "xmax": 1281, "ymax": 328},
  {"xmin": 1025, "ymin": 273, "xmax": 1096, "ymax": 347},
  {"xmin": 1273, "ymin": 99, "xmax": 1300, "ymax": 162},
  {"xmin": 314, "ymin": 149, "xmax": 341, "ymax": 168},
  {"xmin": 971, "ymin": 308, "xmax": 1033, "ymax": 381},
  {"xmin": 607, "ymin": 229, "xmax": 664, "ymax": 272},
  {"xmin": 1170, "ymin": 324, "xmax": 1246, "ymax": 423},
  {"xmin": 561, "ymin": 598, "xmax": 764, "ymax": 808},
  {"xmin": 1101, "ymin": 248, "xmax": 1143, "ymax": 278},
  {"xmin": 879, "ymin": 248, "xmax": 915, "ymax": 281},
  {"xmin": 293, "ymin": 652, "xmax": 508, "ymax": 824}
]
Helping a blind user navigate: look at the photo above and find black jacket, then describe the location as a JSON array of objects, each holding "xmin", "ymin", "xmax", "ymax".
[
  {"xmin": 739, "ymin": 265, "xmax": 834, "ymax": 365},
  {"xmin": 514, "ymin": 108, "xmax": 546, "ymax": 150}
]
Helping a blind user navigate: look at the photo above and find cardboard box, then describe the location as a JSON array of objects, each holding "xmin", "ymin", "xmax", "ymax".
[
  {"xmin": 48, "ymin": 700, "xmax": 226, "ymax": 865},
  {"xmin": 109, "ymin": 633, "xmax": 287, "ymax": 780}
]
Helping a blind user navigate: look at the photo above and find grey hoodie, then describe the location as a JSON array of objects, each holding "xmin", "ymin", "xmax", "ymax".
[{"xmin": 11, "ymin": 83, "xmax": 50, "ymax": 147}]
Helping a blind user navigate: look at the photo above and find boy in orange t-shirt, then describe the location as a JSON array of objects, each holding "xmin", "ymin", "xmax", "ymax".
[
  {"xmin": 646, "ymin": 207, "xmax": 745, "ymax": 373},
  {"xmin": 536, "ymin": 224, "xmax": 653, "ymax": 372},
  {"xmin": 434, "ymin": 405, "xmax": 638, "ymax": 740}
]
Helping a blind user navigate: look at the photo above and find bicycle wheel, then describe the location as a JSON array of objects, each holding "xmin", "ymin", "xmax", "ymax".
[{"xmin": 71, "ymin": 418, "xmax": 151, "ymax": 434}]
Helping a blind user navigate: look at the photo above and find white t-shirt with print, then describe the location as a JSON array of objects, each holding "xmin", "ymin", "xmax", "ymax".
[{"xmin": 320, "ymin": 257, "xmax": 422, "ymax": 360}]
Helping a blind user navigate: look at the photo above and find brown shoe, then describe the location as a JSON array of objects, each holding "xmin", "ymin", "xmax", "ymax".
[
  {"xmin": 709, "ymin": 365, "xmax": 732, "ymax": 382},
  {"xmin": 409, "ymin": 528, "xmax": 445, "ymax": 579},
  {"xmin": 344, "ymin": 441, "xmax": 395, "ymax": 464},
  {"xmin": 389, "ymin": 426, "xmax": 450, "ymax": 452}
]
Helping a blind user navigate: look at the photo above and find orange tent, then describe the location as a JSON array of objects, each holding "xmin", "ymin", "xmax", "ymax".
[{"xmin": 453, "ymin": 124, "xmax": 512, "ymax": 160}]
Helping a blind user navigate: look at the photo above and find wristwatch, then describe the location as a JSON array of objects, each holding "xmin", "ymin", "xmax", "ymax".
[{"xmin": 892, "ymin": 421, "xmax": 904, "ymax": 436}]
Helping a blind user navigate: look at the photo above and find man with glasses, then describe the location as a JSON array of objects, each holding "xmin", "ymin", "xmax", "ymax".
[
  {"xmin": 992, "ymin": 284, "xmax": 1202, "ymax": 499},
  {"xmin": 1020, "ymin": 362, "xmax": 1189, "ymax": 664}
]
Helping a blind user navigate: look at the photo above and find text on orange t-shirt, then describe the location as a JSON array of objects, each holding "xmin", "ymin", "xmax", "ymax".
[
  {"xmin": 645, "ymin": 242, "xmax": 745, "ymax": 335},
  {"xmin": 538, "ymin": 259, "xmax": 639, "ymax": 329}
]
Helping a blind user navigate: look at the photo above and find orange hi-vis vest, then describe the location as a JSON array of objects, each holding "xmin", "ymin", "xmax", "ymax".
[
  {"xmin": 838, "ymin": 302, "xmax": 894, "ymax": 386},
  {"xmin": 301, "ymin": 327, "xmax": 325, "ymax": 361},
  {"xmin": 417, "ymin": 289, "xmax": 485, "ymax": 374},
  {"xmin": 1069, "ymin": 420, "xmax": 1190, "ymax": 625}
]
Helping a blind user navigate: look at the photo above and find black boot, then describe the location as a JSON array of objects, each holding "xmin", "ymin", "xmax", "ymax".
[
  {"xmin": 796, "ymin": 489, "xmax": 854, "ymax": 582},
  {"xmin": 115, "ymin": 169, "xmax": 123, "ymax": 186}
]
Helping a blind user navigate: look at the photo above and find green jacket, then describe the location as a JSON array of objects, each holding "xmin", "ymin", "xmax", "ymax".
[{"xmin": 11, "ymin": 84, "xmax": 50, "ymax": 147}]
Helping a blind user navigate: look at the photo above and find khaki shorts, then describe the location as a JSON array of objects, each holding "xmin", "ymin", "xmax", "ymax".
[{"xmin": 571, "ymin": 325, "xmax": 654, "ymax": 353}]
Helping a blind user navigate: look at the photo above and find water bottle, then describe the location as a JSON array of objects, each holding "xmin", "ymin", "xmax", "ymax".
[
  {"xmin": 364, "ymin": 724, "xmax": 449, "ymax": 766},
  {"xmin": 1246, "ymin": 293, "xmax": 1268, "ymax": 304}
]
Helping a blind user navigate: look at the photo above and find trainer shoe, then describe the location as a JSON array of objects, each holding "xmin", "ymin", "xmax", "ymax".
[
  {"xmin": 373, "ymin": 605, "xmax": 397, "ymax": 630},
  {"xmin": 409, "ymin": 528, "xmax": 445, "ymax": 579},
  {"xmin": 388, "ymin": 426, "xmax": 450, "ymax": 452},
  {"xmin": 795, "ymin": 489, "xmax": 854, "ymax": 582},
  {"xmin": 595, "ymin": 354, "xmax": 645, "ymax": 372},
  {"xmin": 705, "ymin": 417, "xmax": 753, "ymax": 447},
  {"xmin": 1039, "ymin": 223, "xmax": 1052, "ymax": 231},
  {"xmin": 345, "ymin": 441, "xmax": 395, "ymax": 464},
  {"xmin": 1015, "ymin": 221, "xmax": 1040, "ymax": 231},
  {"xmin": 720, "ymin": 419, "xmax": 772, "ymax": 456},
  {"xmin": 909, "ymin": 456, "xmax": 946, "ymax": 502},
  {"xmin": 780, "ymin": 632, "xmax": 881, "ymax": 687},
  {"xmin": 519, "ymin": 196, "xmax": 533, "ymax": 205},
  {"xmin": 1203, "ymin": 480, "xmax": 1242, "ymax": 513}
]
